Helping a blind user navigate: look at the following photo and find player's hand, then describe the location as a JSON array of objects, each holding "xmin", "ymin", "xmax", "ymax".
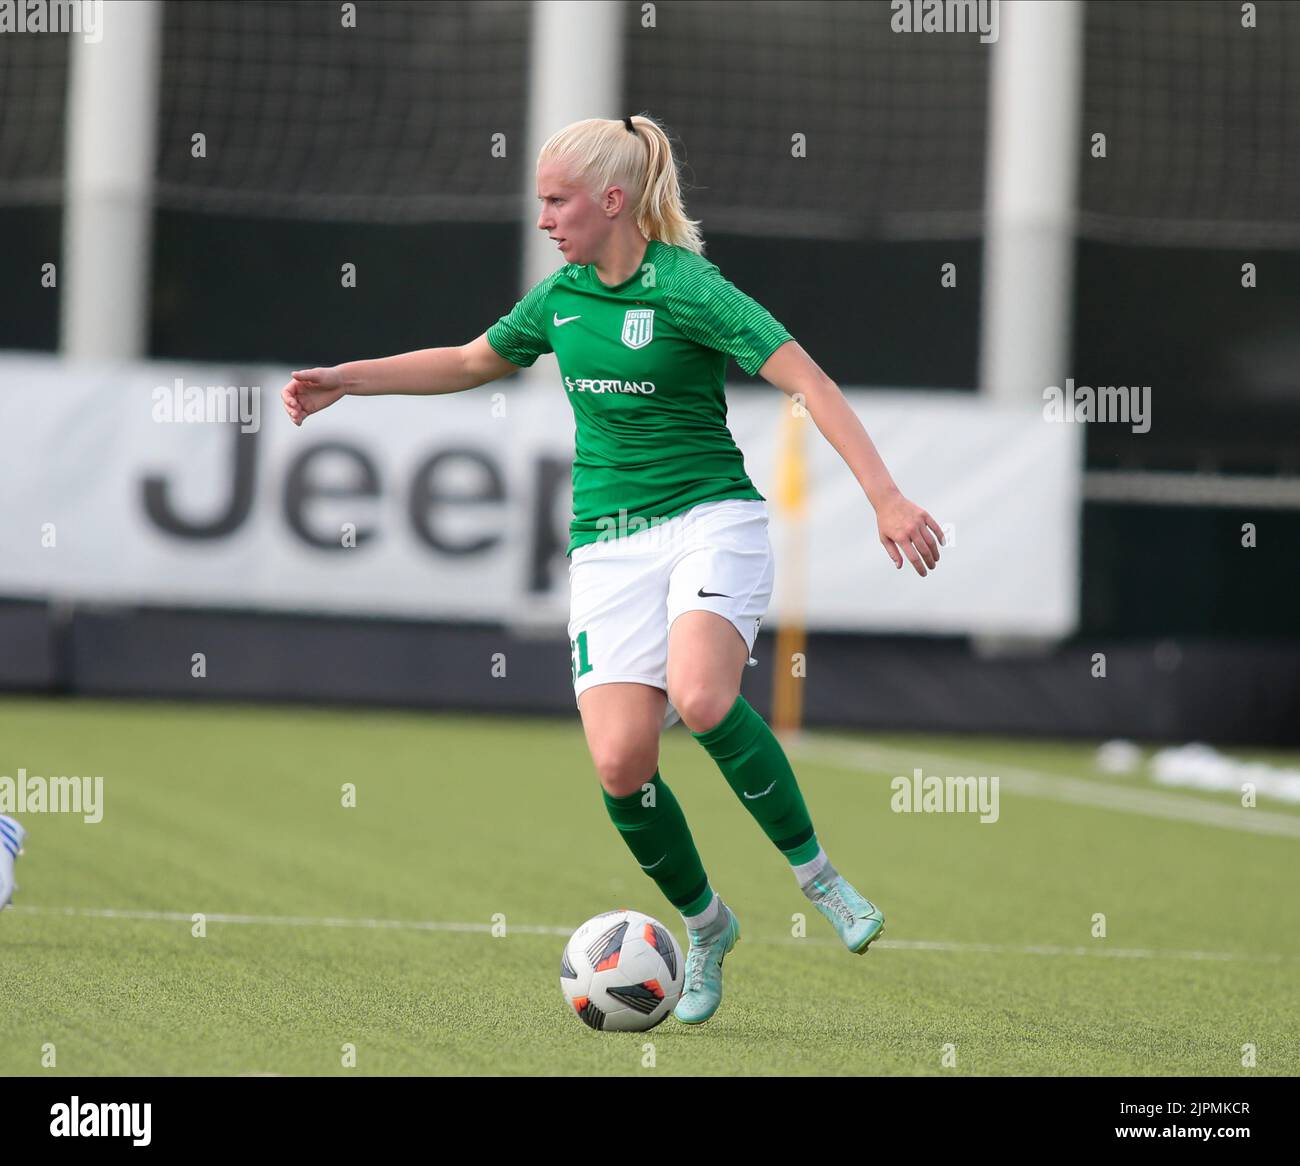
[
  {"xmin": 876, "ymin": 491, "xmax": 944, "ymax": 577},
  {"xmin": 282, "ymin": 366, "xmax": 344, "ymax": 427}
]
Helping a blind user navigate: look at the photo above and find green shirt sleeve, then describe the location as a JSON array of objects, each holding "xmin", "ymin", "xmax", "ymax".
[
  {"xmin": 664, "ymin": 258, "xmax": 793, "ymax": 376},
  {"xmin": 486, "ymin": 272, "xmax": 559, "ymax": 368}
]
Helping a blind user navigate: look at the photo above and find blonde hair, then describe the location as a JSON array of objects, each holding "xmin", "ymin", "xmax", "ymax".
[{"xmin": 538, "ymin": 114, "xmax": 705, "ymax": 255}]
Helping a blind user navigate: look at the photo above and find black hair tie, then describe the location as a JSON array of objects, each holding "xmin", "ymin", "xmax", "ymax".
[{"xmin": 624, "ymin": 116, "xmax": 635, "ymax": 133}]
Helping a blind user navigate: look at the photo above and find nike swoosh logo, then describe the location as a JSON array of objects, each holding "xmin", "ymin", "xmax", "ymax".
[
  {"xmin": 638, "ymin": 853, "xmax": 667, "ymax": 870},
  {"xmin": 553, "ymin": 313, "xmax": 581, "ymax": 326},
  {"xmin": 697, "ymin": 587, "xmax": 731, "ymax": 598},
  {"xmin": 742, "ymin": 781, "xmax": 776, "ymax": 800}
]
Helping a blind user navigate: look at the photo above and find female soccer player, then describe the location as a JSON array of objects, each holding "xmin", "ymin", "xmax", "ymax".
[{"xmin": 282, "ymin": 114, "xmax": 943, "ymax": 1025}]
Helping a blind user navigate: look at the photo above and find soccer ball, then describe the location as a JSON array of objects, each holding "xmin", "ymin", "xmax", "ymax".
[{"xmin": 560, "ymin": 908, "xmax": 684, "ymax": 1032}]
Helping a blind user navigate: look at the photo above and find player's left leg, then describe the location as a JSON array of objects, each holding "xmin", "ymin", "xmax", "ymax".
[
  {"xmin": 667, "ymin": 612, "xmax": 884, "ymax": 954},
  {"xmin": 665, "ymin": 503, "xmax": 884, "ymax": 955}
]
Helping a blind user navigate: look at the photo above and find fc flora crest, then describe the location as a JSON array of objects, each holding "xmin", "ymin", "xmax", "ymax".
[{"xmin": 621, "ymin": 309, "xmax": 654, "ymax": 349}]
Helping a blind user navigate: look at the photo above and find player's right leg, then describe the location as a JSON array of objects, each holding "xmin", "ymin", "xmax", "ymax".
[
  {"xmin": 578, "ymin": 682, "xmax": 739, "ymax": 1025},
  {"xmin": 579, "ymin": 682, "xmax": 721, "ymax": 930},
  {"xmin": 0, "ymin": 815, "xmax": 26, "ymax": 911}
]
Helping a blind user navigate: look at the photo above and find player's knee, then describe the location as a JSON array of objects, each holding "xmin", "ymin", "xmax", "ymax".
[
  {"xmin": 671, "ymin": 685, "xmax": 734, "ymax": 734},
  {"xmin": 592, "ymin": 747, "xmax": 657, "ymax": 799}
]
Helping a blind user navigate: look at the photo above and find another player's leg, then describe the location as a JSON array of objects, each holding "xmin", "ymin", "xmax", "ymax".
[
  {"xmin": 0, "ymin": 815, "xmax": 26, "ymax": 911},
  {"xmin": 577, "ymin": 682, "xmax": 738, "ymax": 1024},
  {"xmin": 668, "ymin": 611, "xmax": 884, "ymax": 955}
]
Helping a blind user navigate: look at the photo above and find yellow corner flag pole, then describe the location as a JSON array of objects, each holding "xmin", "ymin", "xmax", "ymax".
[{"xmin": 771, "ymin": 394, "xmax": 808, "ymax": 743}]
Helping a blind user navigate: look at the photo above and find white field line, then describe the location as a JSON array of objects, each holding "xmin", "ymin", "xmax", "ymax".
[
  {"xmin": 9, "ymin": 905, "xmax": 1299, "ymax": 965},
  {"xmin": 791, "ymin": 737, "xmax": 1300, "ymax": 839}
]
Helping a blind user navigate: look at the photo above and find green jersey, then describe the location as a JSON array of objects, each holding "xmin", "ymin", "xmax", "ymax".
[{"xmin": 486, "ymin": 238, "xmax": 792, "ymax": 556}]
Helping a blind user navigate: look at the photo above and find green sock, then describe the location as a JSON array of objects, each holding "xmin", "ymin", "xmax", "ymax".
[
  {"xmin": 602, "ymin": 769, "xmax": 714, "ymax": 916},
  {"xmin": 691, "ymin": 694, "xmax": 822, "ymax": 866}
]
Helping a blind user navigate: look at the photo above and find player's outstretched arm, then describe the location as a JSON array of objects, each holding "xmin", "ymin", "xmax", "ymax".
[
  {"xmin": 280, "ymin": 332, "xmax": 520, "ymax": 426},
  {"xmin": 757, "ymin": 339, "xmax": 945, "ymax": 578}
]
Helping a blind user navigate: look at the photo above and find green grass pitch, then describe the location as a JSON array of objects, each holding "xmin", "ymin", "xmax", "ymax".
[{"xmin": 2, "ymin": 696, "xmax": 1296, "ymax": 1076}]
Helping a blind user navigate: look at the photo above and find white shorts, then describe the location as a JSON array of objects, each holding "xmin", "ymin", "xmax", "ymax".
[{"xmin": 567, "ymin": 498, "xmax": 775, "ymax": 731}]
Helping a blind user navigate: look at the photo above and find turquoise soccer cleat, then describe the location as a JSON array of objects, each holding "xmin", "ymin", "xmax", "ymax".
[
  {"xmin": 806, "ymin": 873, "xmax": 885, "ymax": 954},
  {"xmin": 672, "ymin": 902, "xmax": 741, "ymax": 1025}
]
